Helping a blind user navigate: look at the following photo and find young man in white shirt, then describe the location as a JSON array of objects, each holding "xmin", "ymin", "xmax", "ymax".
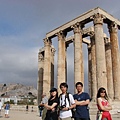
[{"xmin": 59, "ymin": 82, "xmax": 76, "ymax": 120}]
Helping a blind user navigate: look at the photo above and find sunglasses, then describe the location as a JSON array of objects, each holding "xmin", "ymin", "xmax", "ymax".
[{"xmin": 101, "ymin": 91, "xmax": 106, "ymax": 93}]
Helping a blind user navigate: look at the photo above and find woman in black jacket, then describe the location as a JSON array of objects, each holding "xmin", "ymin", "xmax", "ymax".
[{"xmin": 44, "ymin": 88, "xmax": 59, "ymax": 120}]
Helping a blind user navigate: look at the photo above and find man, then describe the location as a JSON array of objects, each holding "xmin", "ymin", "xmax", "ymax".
[
  {"xmin": 41, "ymin": 93, "xmax": 48, "ymax": 119},
  {"xmin": 59, "ymin": 82, "xmax": 76, "ymax": 120},
  {"xmin": 73, "ymin": 82, "xmax": 90, "ymax": 120}
]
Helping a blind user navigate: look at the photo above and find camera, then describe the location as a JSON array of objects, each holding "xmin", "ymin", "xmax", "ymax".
[{"xmin": 59, "ymin": 105, "xmax": 66, "ymax": 110}]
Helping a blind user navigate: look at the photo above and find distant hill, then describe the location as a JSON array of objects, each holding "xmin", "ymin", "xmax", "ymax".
[{"xmin": 0, "ymin": 83, "xmax": 37, "ymax": 97}]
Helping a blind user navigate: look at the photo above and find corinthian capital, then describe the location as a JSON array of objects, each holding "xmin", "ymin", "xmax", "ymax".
[
  {"xmin": 72, "ymin": 22, "xmax": 83, "ymax": 34},
  {"xmin": 43, "ymin": 38, "xmax": 52, "ymax": 46},
  {"xmin": 87, "ymin": 31, "xmax": 95, "ymax": 39},
  {"xmin": 57, "ymin": 31, "xmax": 67, "ymax": 41},
  {"xmin": 91, "ymin": 13, "xmax": 105, "ymax": 25},
  {"xmin": 108, "ymin": 22, "xmax": 118, "ymax": 33}
]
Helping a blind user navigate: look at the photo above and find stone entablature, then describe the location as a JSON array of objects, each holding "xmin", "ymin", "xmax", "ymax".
[{"xmin": 46, "ymin": 7, "xmax": 120, "ymax": 39}]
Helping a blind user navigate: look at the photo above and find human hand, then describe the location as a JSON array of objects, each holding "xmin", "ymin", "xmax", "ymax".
[{"xmin": 62, "ymin": 107, "xmax": 69, "ymax": 111}]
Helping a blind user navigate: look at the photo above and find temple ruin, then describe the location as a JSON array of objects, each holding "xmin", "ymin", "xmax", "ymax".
[{"xmin": 38, "ymin": 7, "xmax": 120, "ymax": 108}]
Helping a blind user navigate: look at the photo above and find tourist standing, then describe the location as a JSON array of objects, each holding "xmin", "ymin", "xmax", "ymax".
[
  {"xmin": 73, "ymin": 82, "xmax": 90, "ymax": 120},
  {"xmin": 4, "ymin": 101, "xmax": 10, "ymax": 118},
  {"xmin": 44, "ymin": 88, "xmax": 59, "ymax": 120},
  {"xmin": 59, "ymin": 82, "xmax": 76, "ymax": 120},
  {"xmin": 26, "ymin": 104, "xmax": 28, "ymax": 111},
  {"xmin": 41, "ymin": 93, "xmax": 48, "ymax": 120},
  {"xmin": 96, "ymin": 87, "xmax": 112, "ymax": 120},
  {"xmin": 39, "ymin": 93, "xmax": 47, "ymax": 117}
]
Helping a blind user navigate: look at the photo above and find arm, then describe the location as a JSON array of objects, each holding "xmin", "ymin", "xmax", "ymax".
[
  {"xmin": 104, "ymin": 102, "xmax": 112, "ymax": 110},
  {"xmin": 44, "ymin": 103, "xmax": 58, "ymax": 110},
  {"xmin": 69, "ymin": 103, "xmax": 76, "ymax": 110},
  {"xmin": 62, "ymin": 103, "xmax": 76, "ymax": 111},
  {"xmin": 66, "ymin": 94, "xmax": 76, "ymax": 110},
  {"xmin": 97, "ymin": 98, "xmax": 112, "ymax": 111},
  {"xmin": 75, "ymin": 99, "xmax": 90, "ymax": 106}
]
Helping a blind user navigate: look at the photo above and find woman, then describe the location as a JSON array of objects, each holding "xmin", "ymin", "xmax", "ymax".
[
  {"xmin": 44, "ymin": 88, "xmax": 59, "ymax": 120},
  {"xmin": 96, "ymin": 87, "xmax": 112, "ymax": 120}
]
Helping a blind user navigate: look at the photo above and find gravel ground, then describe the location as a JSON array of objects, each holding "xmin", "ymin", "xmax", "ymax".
[{"xmin": 0, "ymin": 110, "xmax": 119, "ymax": 120}]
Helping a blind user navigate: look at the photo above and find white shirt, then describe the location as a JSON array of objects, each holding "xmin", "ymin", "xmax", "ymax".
[
  {"xmin": 59, "ymin": 93, "xmax": 75, "ymax": 118},
  {"xmin": 0, "ymin": 102, "xmax": 2, "ymax": 109},
  {"xmin": 42, "ymin": 96, "xmax": 48, "ymax": 104}
]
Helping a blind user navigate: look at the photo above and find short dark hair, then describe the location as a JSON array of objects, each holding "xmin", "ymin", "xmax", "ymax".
[
  {"xmin": 60, "ymin": 82, "xmax": 68, "ymax": 89},
  {"xmin": 75, "ymin": 82, "xmax": 83, "ymax": 88}
]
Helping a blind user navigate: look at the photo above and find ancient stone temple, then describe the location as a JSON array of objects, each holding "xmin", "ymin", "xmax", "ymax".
[{"xmin": 38, "ymin": 7, "xmax": 120, "ymax": 109}]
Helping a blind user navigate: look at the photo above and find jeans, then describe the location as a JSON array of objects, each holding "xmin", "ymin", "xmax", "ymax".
[{"xmin": 40, "ymin": 110, "xmax": 42, "ymax": 117}]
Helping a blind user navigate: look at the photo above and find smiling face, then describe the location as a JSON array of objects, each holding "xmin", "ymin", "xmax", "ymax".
[
  {"xmin": 97, "ymin": 87, "xmax": 108, "ymax": 99},
  {"xmin": 100, "ymin": 90, "xmax": 106, "ymax": 97},
  {"xmin": 50, "ymin": 91, "xmax": 57, "ymax": 97}
]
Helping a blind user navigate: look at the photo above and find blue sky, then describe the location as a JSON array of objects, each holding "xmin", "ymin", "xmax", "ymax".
[{"xmin": 0, "ymin": 0, "xmax": 120, "ymax": 92}]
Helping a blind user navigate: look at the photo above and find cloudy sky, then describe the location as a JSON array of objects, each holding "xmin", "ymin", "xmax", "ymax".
[{"xmin": 0, "ymin": 0, "xmax": 120, "ymax": 92}]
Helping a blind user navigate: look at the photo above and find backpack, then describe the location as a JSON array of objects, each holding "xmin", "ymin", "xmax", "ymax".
[{"xmin": 59, "ymin": 93, "xmax": 76, "ymax": 118}]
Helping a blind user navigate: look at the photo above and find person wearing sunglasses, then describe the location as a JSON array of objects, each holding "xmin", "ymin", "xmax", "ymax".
[{"xmin": 96, "ymin": 87, "xmax": 112, "ymax": 120}]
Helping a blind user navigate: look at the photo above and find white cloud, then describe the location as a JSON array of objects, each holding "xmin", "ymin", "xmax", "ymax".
[{"xmin": 0, "ymin": 0, "xmax": 120, "ymax": 92}]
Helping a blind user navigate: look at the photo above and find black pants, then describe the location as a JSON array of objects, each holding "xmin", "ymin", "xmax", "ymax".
[{"xmin": 45, "ymin": 111, "xmax": 58, "ymax": 120}]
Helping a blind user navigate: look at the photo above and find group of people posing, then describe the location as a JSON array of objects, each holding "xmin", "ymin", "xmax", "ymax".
[{"xmin": 39, "ymin": 82, "xmax": 112, "ymax": 120}]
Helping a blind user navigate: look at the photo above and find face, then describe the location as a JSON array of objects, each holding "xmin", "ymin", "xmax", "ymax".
[
  {"xmin": 60, "ymin": 86, "xmax": 67, "ymax": 93},
  {"xmin": 50, "ymin": 91, "xmax": 57, "ymax": 96},
  {"xmin": 76, "ymin": 84, "xmax": 83, "ymax": 92},
  {"xmin": 100, "ymin": 90, "xmax": 106, "ymax": 97}
]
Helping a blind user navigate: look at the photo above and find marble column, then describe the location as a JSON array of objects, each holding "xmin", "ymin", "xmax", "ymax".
[
  {"xmin": 37, "ymin": 52, "xmax": 44, "ymax": 105},
  {"xmin": 43, "ymin": 38, "xmax": 52, "ymax": 97},
  {"xmin": 90, "ymin": 33, "xmax": 97, "ymax": 101},
  {"xmin": 81, "ymin": 52, "xmax": 84, "ymax": 87},
  {"xmin": 73, "ymin": 23, "xmax": 83, "ymax": 93},
  {"xmin": 57, "ymin": 31, "xmax": 67, "ymax": 94},
  {"xmin": 65, "ymin": 44, "xmax": 69, "ymax": 82},
  {"xmin": 108, "ymin": 22, "xmax": 120, "ymax": 100},
  {"xmin": 88, "ymin": 44, "xmax": 92, "ymax": 98},
  {"xmin": 93, "ymin": 13, "xmax": 107, "ymax": 90},
  {"xmin": 51, "ymin": 47, "xmax": 56, "ymax": 88},
  {"xmin": 104, "ymin": 37, "xmax": 114, "ymax": 100}
]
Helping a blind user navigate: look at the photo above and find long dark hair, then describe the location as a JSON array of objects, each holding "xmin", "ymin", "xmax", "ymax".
[{"xmin": 97, "ymin": 87, "xmax": 108, "ymax": 100}]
